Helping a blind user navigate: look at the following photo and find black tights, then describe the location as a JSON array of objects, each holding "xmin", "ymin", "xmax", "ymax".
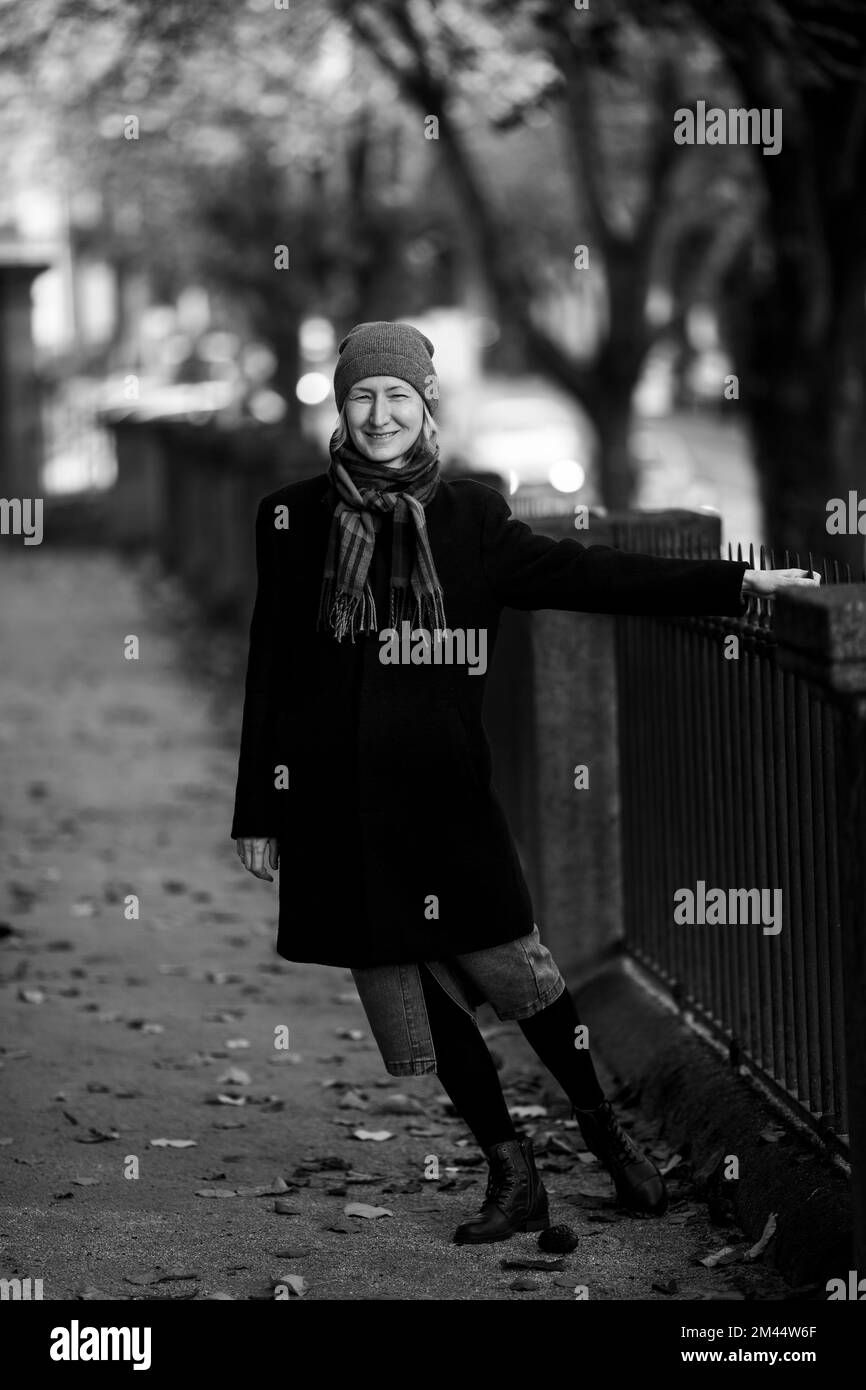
[{"xmin": 419, "ymin": 965, "xmax": 605, "ymax": 1152}]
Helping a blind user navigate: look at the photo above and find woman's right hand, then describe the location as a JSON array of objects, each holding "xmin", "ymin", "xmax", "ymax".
[{"xmin": 236, "ymin": 837, "xmax": 280, "ymax": 881}]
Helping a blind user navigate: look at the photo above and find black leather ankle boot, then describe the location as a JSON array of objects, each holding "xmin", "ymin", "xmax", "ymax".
[
  {"xmin": 453, "ymin": 1137, "xmax": 550, "ymax": 1245},
  {"xmin": 573, "ymin": 1100, "xmax": 668, "ymax": 1216}
]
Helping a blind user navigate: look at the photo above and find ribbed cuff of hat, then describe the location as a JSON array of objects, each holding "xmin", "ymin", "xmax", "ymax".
[{"xmin": 334, "ymin": 320, "xmax": 440, "ymax": 416}]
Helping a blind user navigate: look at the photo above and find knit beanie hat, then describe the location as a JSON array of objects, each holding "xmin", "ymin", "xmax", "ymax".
[{"xmin": 333, "ymin": 320, "xmax": 440, "ymax": 417}]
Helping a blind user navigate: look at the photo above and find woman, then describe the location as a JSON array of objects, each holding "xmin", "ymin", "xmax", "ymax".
[{"xmin": 232, "ymin": 320, "xmax": 818, "ymax": 1244}]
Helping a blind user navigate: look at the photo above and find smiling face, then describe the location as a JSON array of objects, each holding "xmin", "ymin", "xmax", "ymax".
[{"xmin": 344, "ymin": 376, "xmax": 425, "ymax": 469}]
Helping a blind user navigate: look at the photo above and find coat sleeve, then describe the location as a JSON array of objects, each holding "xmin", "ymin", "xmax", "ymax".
[
  {"xmin": 230, "ymin": 498, "xmax": 286, "ymax": 839},
  {"xmin": 479, "ymin": 488, "xmax": 749, "ymax": 617}
]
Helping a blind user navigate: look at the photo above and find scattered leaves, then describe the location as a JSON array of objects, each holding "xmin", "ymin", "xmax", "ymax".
[{"xmin": 344, "ymin": 1203, "xmax": 393, "ymax": 1219}]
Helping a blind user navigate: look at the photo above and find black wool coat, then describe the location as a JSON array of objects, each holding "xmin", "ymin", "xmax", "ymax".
[{"xmin": 230, "ymin": 473, "xmax": 748, "ymax": 967}]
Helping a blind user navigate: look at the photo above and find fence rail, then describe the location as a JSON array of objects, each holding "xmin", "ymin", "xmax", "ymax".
[{"xmin": 613, "ymin": 523, "xmax": 859, "ymax": 1152}]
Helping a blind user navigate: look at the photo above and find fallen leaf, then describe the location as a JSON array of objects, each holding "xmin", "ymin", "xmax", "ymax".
[
  {"xmin": 352, "ymin": 1129, "xmax": 394, "ymax": 1142},
  {"xmin": 295, "ymin": 1155, "xmax": 350, "ymax": 1173},
  {"xmin": 217, "ymin": 1068, "xmax": 251, "ymax": 1087},
  {"xmin": 699, "ymin": 1245, "xmax": 747, "ymax": 1268},
  {"xmin": 273, "ymin": 1274, "xmax": 307, "ymax": 1297},
  {"xmin": 150, "ymin": 1138, "xmax": 197, "ymax": 1149},
  {"xmin": 376, "ymin": 1094, "xmax": 424, "ymax": 1115},
  {"xmin": 344, "ymin": 1203, "xmax": 393, "ymax": 1219},
  {"xmin": 74, "ymin": 1128, "xmax": 119, "ymax": 1144},
  {"xmin": 213, "ymin": 1094, "xmax": 246, "ymax": 1107},
  {"xmin": 758, "ymin": 1125, "xmax": 786, "ymax": 1145},
  {"xmin": 745, "ymin": 1212, "xmax": 777, "ymax": 1261},
  {"xmin": 17, "ymin": 988, "xmax": 45, "ymax": 1005},
  {"xmin": 124, "ymin": 1268, "xmax": 199, "ymax": 1286},
  {"xmin": 234, "ymin": 1178, "xmax": 290, "ymax": 1198},
  {"xmin": 337, "ymin": 1090, "xmax": 369, "ymax": 1110},
  {"xmin": 659, "ymin": 1154, "xmax": 683, "ymax": 1177},
  {"xmin": 72, "ymin": 1176, "xmax": 100, "ymax": 1187}
]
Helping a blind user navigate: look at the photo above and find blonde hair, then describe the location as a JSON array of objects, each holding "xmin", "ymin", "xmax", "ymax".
[{"xmin": 331, "ymin": 401, "xmax": 438, "ymax": 453}]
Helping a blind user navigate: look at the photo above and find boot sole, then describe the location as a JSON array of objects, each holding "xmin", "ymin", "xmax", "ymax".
[{"xmin": 453, "ymin": 1211, "xmax": 550, "ymax": 1245}]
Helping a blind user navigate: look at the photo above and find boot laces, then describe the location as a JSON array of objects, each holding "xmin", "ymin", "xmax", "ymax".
[
  {"xmin": 605, "ymin": 1117, "xmax": 641, "ymax": 1169},
  {"xmin": 579, "ymin": 1103, "xmax": 641, "ymax": 1169},
  {"xmin": 483, "ymin": 1150, "xmax": 522, "ymax": 1206}
]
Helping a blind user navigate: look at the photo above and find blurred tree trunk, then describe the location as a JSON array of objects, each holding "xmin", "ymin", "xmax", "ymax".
[
  {"xmin": 724, "ymin": 245, "xmax": 866, "ymax": 574},
  {"xmin": 690, "ymin": 0, "xmax": 866, "ymax": 572},
  {"xmin": 344, "ymin": 1, "xmax": 687, "ymax": 509}
]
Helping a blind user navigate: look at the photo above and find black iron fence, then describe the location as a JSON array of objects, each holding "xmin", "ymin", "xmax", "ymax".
[{"xmin": 613, "ymin": 524, "xmax": 861, "ymax": 1154}]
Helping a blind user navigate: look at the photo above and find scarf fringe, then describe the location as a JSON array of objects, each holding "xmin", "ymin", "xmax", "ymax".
[
  {"xmin": 388, "ymin": 585, "xmax": 447, "ymax": 635},
  {"xmin": 318, "ymin": 577, "xmax": 378, "ymax": 644}
]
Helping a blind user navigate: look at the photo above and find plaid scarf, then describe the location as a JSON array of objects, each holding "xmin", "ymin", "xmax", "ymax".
[{"xmin": 317, "ymin": 430, "xmax": 447, "ymax": 643}]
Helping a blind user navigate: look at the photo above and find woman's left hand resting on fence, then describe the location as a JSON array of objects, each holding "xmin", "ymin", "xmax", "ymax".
[{"xmin": 741, "ymin": 568, "xmax": 821, "ymax": 597}]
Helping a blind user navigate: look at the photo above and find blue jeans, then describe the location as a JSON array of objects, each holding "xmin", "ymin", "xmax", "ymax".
[{"xmin": 350, "ymin": 924, "xmax": 566, "ymax": 1076}]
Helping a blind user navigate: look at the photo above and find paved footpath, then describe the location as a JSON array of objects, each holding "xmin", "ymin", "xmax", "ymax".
[{"xmin": 0, "ymin": 547, "xmax": 791, "ymax": 1302}]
